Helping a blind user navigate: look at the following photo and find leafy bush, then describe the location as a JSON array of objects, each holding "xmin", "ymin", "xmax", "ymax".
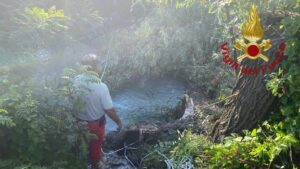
[
  {"xmin": 141, "ymin": 0, "xmax": 300, "ymax": 169},
  {"xmin": 0, "ymin": 0, "xmax": 298, "ymax": 168},
  {"xmin": 0, "ymin": 65, "xmax": 91, "ymax": 168},
  {"xmin": 266, "ymin": 12, "xmax": 300, "ymax": 141},
  {"xmin": 98, "ymin": 1, "xmax": 234, "ymax": 96},
  {"xmin": 142, "ymin": 124, "xmax": 298, "ymax": 169}
]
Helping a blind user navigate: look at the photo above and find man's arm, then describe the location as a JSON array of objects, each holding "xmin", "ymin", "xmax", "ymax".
[
  {"xmin": 105, "ymin": 108, "xmax": 122, "ymax": 129},
  {"xmin": 99, "ymin": 83, "xmax": 122, "ymax": 129}
]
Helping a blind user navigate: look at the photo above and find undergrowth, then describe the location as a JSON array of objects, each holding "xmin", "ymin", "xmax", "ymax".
[{"xmin": 141, "ymin": 0, "xmax": 300, "ymax": 169}]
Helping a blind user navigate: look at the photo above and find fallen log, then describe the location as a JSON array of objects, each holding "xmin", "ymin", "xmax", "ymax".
[{"xmin": 104, "ymin": 94, "xmax": 195, "ymax": 149}]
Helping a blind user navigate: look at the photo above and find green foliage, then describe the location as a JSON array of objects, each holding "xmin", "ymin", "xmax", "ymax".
[
  {"xmin": 101, "ymin": 1, "xmax": 234, "ymax": 95},
  {"xmin": 0, "ymin": 2, "xmax": 103, "ymax": 167},
  {"xmin": 0, "ymin": 66, "xmax": 92, "ymax": 168},
  {"xmin": 142, "ymin": 0, "xmax": 300, "ymax": 169},
  {"xmin": 266, "ymin": 3, "xmax": 300, "ymax": 141},
  {"xmin": 0, "ymin": 158, "xmax": 79, "ymax": 169},
  {"xmin": 0, "ymin": 1, "xmax": 102, "ymax": 64},
  {"xmin": 0, "ymin": 0, "xmax": 299, "ymax": 168},
  {"xmin": 200, "ymin": 123, "xmax": 298, "ymax": 169},
  {"xmin": 22, "ymin": 6, "xmax": 69, "ymax": 33},
  {"xmin": 141, "ymin": 131, "xmax": 209, "ymax": 168},
  {"xmin": 11, "ymin": 6, "xmax": 69, "ymax": 51},
  {"xmin": 143, "ymin": 125, "xmax": 298, "ymax": 169},
  {"xmin": 0, "ymin": 109, "xmax": 15, "ymax": 127}
]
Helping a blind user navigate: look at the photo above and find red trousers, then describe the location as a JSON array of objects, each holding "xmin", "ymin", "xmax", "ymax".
[{"xmin": 86, "ymin": 117, "xmax": 106, "ymax": 163}]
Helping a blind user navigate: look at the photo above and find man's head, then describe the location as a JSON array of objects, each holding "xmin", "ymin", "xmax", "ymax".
[{"xmin": 81, "ymin": 53, "xmax": 100, "ymax": 72}]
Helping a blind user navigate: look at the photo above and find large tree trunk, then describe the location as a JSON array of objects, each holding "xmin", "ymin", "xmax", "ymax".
[{"xmin": 211, "ymin": 41, "xmax": 283, "ymax": 142}]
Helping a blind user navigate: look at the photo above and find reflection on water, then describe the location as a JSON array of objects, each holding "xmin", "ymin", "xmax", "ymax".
[{"xmin": 105, "ymin": 78, "xmax": 185, "ymax": 132}]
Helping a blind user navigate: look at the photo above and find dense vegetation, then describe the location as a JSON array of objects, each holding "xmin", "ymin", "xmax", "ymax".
[
  {"xmin": 141, "ymin": 1, "xmax": 300, "ymax": 168},
  {"xmin": 0, "ymin": 0, "xmax": 299, "ymax": 168}
]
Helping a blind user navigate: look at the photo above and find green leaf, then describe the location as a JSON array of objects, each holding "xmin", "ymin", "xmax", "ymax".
[{"xmin": 251, "ymin": 128, "xmax": 257, "ymax": 137}]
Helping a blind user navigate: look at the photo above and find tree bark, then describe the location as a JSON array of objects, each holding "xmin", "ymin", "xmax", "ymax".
[{"xmin": 211, "ymin": 41, "xmax": 282, "ymax": 142}]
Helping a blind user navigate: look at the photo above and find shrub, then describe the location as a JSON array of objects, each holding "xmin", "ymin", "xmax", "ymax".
[{"xmin": 0, "ymin": 65, "xmax": 91, "ymax": 168}]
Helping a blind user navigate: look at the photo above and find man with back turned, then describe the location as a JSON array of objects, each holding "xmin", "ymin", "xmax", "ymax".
[{"xmin": 74, "ymin": 53, "xmax": 122, "ymax": 169}]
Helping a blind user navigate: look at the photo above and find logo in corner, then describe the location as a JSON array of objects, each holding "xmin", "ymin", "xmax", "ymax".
[
  {"xmin": 219, "ymin": 4, "xmax": 286, "ymax": 76},
  {"xmin": 234, "ymin": 5, "xmax": 271, "ymax": 62}
]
